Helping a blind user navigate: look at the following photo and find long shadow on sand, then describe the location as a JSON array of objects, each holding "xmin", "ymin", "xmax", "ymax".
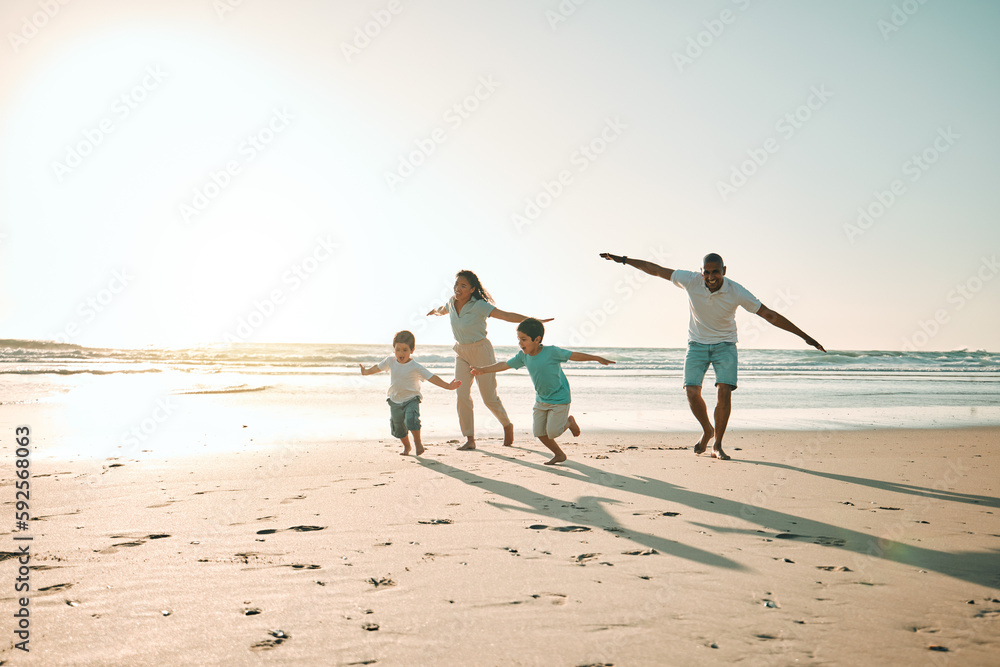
[
  {"xmin": 742, "ymin": 459, "xmax": 1000, "ymax": 509},
  {"xmin": 474, "ymin": 448, "xmax": 1000, "ymax": 590},
  {"xmin": 418, "ymin": 458, "xmax": 746, "ymax": 571}
]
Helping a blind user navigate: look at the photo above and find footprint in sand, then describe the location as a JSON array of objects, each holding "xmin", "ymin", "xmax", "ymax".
[
  {"xmin": 773, "ymin": 533, "xmax": 847, "ymax": 547},
  {"xmin": 250, "ymin": 630, "xmax": 290, "ymax": 651},
  {"xmin": 417, "ymin": 519, "xmax": 453, "ymax": 525},
  {"xmin": 505, "ymin": 593, "xmax": 567, "ymax": 606},
  {"xmin": 256, "ymin": 526, "xmax": 326, "ymax": 535},
  {"xmin": 622, "ymin": 549, "xmax": 659, "ymax": 556},
  {"xmin": 368, "ymin": 577, "xmax": 396, "ymax": 589},
  {"xmin": 526, "ymin": 525, "xmax": 591, "ymax": 532},
  {"xmin": 37, "ymin": 583, "xmax": 73, "ymax": 594},
  {"xmin": 99, "ymin": 533, "xmax": 172, "ymax": 554}
]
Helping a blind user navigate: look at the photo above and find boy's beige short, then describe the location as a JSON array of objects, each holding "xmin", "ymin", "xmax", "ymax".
[{"xmin": 533, "ymin": 401, "xmax": 570, "ymax": 438}]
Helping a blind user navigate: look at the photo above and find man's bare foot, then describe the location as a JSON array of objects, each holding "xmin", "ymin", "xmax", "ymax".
[
  {"xmin": 694, "ymin": 428, "xmax": 715, "ymax": 455},
  {"xmin": 415, "ymin": 444, "xmax": 425, "ymax": 456},
  {"xmin": 502, "ymin": 424, "xmax": 514, "ymax": 447},
  {"xmin": 544, "ymin": 453, "xmax": 567, "ymax": 465},
  {"xmin": 400, "ymin": 448, "xmax": 411, "ymax": 456},
  {"xmin": 711, "ymin": 444, "xmax": 731, "ymax": 461},
  {"xmin": 567, "ymin": 416, "xmax": 581, "ymax": 438},
  {"xmin": 457, "ymin": 438, "xmax": 476, "ymax": 451}
]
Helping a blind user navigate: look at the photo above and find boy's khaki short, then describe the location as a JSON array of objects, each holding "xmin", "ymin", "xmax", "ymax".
[{"xmin": 532, "ymin": 401, "xmax": 570, "ymax": 438}]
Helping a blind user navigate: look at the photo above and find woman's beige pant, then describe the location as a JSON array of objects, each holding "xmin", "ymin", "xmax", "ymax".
[{"xmin": 453, "ymin": 338, "xmax": 512, "ymax": 437}]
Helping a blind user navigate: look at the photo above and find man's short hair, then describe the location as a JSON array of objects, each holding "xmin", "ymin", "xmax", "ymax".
[
  {"xmin": 517, "ymin": 318, "xmax": 545, "ymax": 341},
  {"xmin": 393, "ymin": 330, "xmax": 416, "ymax": 349},
  {"xmin": 703, "ymin": 252, "xmax": 724, "ymax": 267}
]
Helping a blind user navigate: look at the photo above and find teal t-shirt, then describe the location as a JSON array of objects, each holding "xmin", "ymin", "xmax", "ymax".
[{"xmin": 507, "ymin": 345, "xmax": 573, "ymax": 405}]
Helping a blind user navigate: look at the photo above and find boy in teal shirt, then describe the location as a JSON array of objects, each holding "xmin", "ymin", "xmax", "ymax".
[{"xmin": 471, "ymin": 318, "xmax": 614, "ymax": 464}]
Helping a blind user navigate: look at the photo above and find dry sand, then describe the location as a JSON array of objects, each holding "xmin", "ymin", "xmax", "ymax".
[{"xmin": 2, "ymin": 426, "xmax": 999, "ymax": 666}]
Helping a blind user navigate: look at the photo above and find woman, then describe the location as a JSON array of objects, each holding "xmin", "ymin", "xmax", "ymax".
[{"xmin": 428, "ymin": 270, "xmax": 551, "ymax": 450}]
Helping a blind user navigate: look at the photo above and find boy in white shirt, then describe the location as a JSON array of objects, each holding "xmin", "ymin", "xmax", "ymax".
[{"xmin": 360, "ymin": 330, "xmax": 461, "ymax": 455}]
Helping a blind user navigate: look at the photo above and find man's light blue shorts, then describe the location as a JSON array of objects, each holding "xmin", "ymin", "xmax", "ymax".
[{"xmin": 683, "ymin": 341, "xmax": 738, "ymax": 389}]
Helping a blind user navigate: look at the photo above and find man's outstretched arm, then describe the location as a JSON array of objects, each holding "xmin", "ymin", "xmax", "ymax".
[
  {"xmin": 599, "ymin": 253, "xmax": 674, "ymax": 281},
  {"xmin": 756, "ymin": 304, "xmax": 826, "ymax": 352}
]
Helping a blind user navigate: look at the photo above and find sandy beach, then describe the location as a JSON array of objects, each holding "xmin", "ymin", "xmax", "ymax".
[{"xmin": 2, "ymin": 424, "xmax": 998, "ymax": 666}]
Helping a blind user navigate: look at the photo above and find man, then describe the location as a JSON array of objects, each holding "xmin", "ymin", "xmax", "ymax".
[{"xmin": 600, "ymin": 252, "xmax": 825, "ymax": 460}]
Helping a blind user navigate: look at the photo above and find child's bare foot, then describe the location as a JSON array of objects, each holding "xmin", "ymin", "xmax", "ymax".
[
  {"xmin": 694, "ymin": 428, "xmax": 715, "ymax": 455},
  {"xmin": 711, "ymin": 444, "xmax": 731, "ymax": 461},
  {"xmin": 502, "ymin": 424, "xmax": 514, "ymax": 446},
  {"xmin": 457, "ymin": 438, "xmax": 476, "ymax": 451},
  {"xmin": 544, "ymin": 453, "xmax": 567, "ymax": 465},
  {"xmin": 567, "ymin": 416, "xmax": 580, "ymax": 438}
]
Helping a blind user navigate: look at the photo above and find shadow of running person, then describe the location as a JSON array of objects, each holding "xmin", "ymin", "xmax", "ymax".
[
  {"xmin": 740, "ymin": 459, "xmax": 1000, "ymax": 509},
  {"xmin": 417, "ymin": 457, "xmax": 747, "ymax": 572},
  {"xmin": 476, "ymin": 450, "xmax": 1000, "ymax": 590}
]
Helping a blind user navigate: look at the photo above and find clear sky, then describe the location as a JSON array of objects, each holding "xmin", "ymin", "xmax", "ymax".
[{"xmin": 1, "ymin": 0, "xmax": 998, "ymax": 351}]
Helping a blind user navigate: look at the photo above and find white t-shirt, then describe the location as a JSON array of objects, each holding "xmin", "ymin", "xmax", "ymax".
[
  {"xmin": 376, "ymin": 356, "xmax": 435, "ymax": 404},
  {"xmin": 670, "ymin": 270, "xmax": 762, "ymax": 344}
]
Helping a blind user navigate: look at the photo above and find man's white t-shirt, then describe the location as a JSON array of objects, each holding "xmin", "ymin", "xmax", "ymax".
[
  {"xmin": 670, "ymin": 270, "xmax": 762, "ymax": 344},
  {"xmin": 377, "ymin": 356, "xmax": 435, "ymax": 403}
]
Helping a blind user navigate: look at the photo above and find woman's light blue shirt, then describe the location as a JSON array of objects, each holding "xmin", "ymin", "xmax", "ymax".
[{"xmin": 447, "ymin": 297, "xmax": 495, "ymax": 344}]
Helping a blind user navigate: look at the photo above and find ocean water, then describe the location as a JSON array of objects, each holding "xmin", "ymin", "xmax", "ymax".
[{"xmin": 1, "ymin": 340, "xmax": 998, "ymax": 458}]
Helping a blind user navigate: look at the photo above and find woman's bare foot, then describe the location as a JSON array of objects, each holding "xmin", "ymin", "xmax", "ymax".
[
  {"xmin": 567, "ymin": 416, "xmax": 581, "ymax": 437},
  {"xmin": 502, "ymin": 424, "xmax": 514, "ymax": 447},
  {"xmin": 694, "ymin": 427, "xmax": 715, "ymax": 455},
  {"xmin": 544, "ymin": 453, "xmax": 567, "ymax": 465},
  {"xmin": 711, "ymin": 444, "xmax": 731, "ymax": 461},
  {"xmin": 457, "ymin": 438, "xmax": 476, "ymax": 451}
]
